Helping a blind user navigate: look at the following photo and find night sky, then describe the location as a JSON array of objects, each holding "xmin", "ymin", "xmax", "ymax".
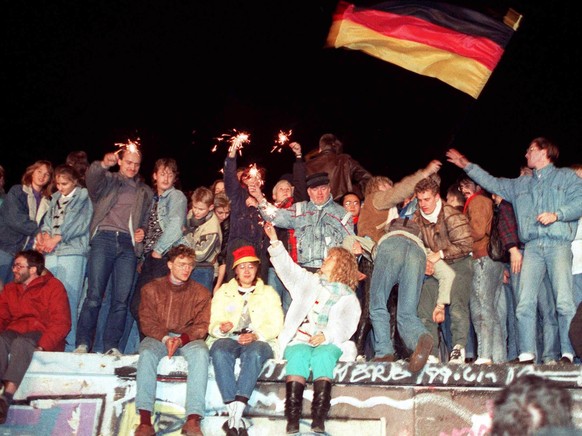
[{"xmin": 3, "ymin": 1, "xmax": 581, "ymax": 193}]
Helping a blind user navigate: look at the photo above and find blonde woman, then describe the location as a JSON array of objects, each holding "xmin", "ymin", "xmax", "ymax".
[{"xmin": 265, "ymin": 222, "xmax": 360, "ymax": 434}]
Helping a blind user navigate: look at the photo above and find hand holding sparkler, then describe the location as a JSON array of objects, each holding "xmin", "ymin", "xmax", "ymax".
[
  {"xmin": 102, "ymin": 152, "xmax": 119, "ymax": 169},
  {"xmin": 289, "ymin": 141, "xmax": 302, "ymax": 158},
  {"xmin": 270, "ymin": 130, "xmax": 293, "ymax": 153}
]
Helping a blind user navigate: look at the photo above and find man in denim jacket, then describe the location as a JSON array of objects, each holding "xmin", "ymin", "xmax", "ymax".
[
  {"xmin": 251, "ymin": 172, "xmax": 354, "ymax": 271},
  {"xmin": 447, "ymin": 137, "xmax": 582, "ymax": 364}
]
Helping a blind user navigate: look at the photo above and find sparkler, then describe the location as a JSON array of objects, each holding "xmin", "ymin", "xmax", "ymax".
[
  {"xmin": 270, "ymin": 129, "xmax": 293, "ymax": 153},
  {"xmin": 114, "ymin": 138, "xmax": 141, "ymax": 155},
  {"xmin": 211, "ymin": 129, "xmax": 251, "ymax": 155}
]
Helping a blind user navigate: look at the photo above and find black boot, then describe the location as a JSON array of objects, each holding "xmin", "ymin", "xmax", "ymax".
[
  {"xmin": 285, "ymin": 381, "xmax": 304, "ymax": 434},
  {"xmin": 311, "ymin": 379, "xmax": 332, "ymax": 433}
]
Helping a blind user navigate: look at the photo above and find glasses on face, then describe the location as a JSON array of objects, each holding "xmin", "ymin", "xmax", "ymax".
[
  {"xmin": 343, "ymin": 201, "xmax": 360, "ymax": 207},
  {"xmin": 12, "ymin": 263, "xmax": 30, "ymax": 271},
  {"xmin": 173, "ymin": 262, "xmax": 194, "ymax": 271},
  {"xmin": 236, "ymin": 263, "xmax": 256, "ymax": 270},
  {"xmin": 526, "ymin": 146, "xmax": 539, "ymax": 153}
]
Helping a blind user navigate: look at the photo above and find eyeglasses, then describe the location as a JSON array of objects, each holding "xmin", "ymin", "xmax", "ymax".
[
  {"xmin": 173, "ymin": 262, "xmax": 194, "ymax": 270},
  {"xmin": 12, "ymin": 263, "xmax": 30, "ymax": 271},
  {"xmin": 343, "ymin": 201, "xmax": 360, "ymax": 206},
  {"xmin": 236, "ymin": 263, "xmax": 256, "ymax": 270}
]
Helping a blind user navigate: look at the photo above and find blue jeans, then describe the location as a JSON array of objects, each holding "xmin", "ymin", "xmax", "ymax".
[
  {"xmin": 573, "ymin": 273, "xmax": 582, "ymax": 307},
  {"xmin": 136, "ymin": 337, "xmax": 209, "ymax": 416},
  {"xmin": 44, "ymin": 254, "xmax": 87, "ymax": 352},
  {"xmin": 504, "ymin": 265, "xmax": 519, "ymax": 361},
  {"xmin": 536, "ymin": 275, "xmax": 560, "ymax": 363},
  {"xmin": 210, "ymin": 338, "xmax": 273, "ymax": 402},
  {"xmin": 76, "ymin": 230, "xmax": 137, "ymax": 351},
  {"xmin": 369, "ymin": 236, "xmax": 428, "ymax": 357},
  {"xmin": 517, "ymin": 241, "xmax": 575, "ymax": 358},
  {"xmin": 470, "ymin": 256, "xmax": 504, "ymax": 362},
  {"xmin": 267, "ymin": 267, "xmax": 291, "ymax": 315},
  {"xmin": 190, "ymin": 265, "xmax": 215, "ymax": 294}
]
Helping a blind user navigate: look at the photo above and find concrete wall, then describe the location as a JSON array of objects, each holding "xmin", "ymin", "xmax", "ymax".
[{"xmin": 5, "ymin": 352, "xmax": 582, "ymax": 435}]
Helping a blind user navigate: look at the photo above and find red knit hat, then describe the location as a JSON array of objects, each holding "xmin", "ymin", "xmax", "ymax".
[{"xmin": 232, "ymin": 246, "xmax": 260, "ymax": 269}]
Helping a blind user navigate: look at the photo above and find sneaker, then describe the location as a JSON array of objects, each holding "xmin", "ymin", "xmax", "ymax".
[
  {"xmin": 558, "ymin": 355, "xmax": 574, "ymax": 365},
  {"xmin": 105, "ymin": 348, "xmax": 122, "ymax": 357},
  {"xmin": 355, "ymin": 355, "xmax": 367, "ymax": 363},
  {"xmin": 474, "ymin": 358, "xmax": 493, "ymax": 365},
  {"xmin": 449, "ymin": 345, "xmax": 465, "ymax": 364},
  {"xmin": 427, "ymin": 355, "xmax": 440, "ymax": 364},
  {"xmin": 73, "ymin": 344, "xmax": 88, "ymax": 354}
]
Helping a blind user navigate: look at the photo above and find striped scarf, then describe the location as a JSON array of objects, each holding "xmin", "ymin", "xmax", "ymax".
[{"xmin": 316, "ymin": 278, "xmax": 351, "ymax": 328}]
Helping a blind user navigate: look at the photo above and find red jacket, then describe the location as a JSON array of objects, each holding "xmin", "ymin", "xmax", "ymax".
[{"xmin": 0, "ymin": 270, "xmax": 71, "ymax": 351}]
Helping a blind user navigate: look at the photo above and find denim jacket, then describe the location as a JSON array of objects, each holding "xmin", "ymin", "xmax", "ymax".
[
  {"xmin": 258, "ymin": 195, "xmax": 354, "ymax": 268},
  {"xmin": 466, "ymin": 163, "xmax": 582, "ymax": 245},
  {"xmin": 0, "ymin": 184, "xmax": 50, "ymax": 255},
  {"xmin": 40, "ymin": 187, "xmax": 93, "ymax": 257},
  {"xmin": 150, "ymin": 187, "xmax": 187, "ymax": 256}
]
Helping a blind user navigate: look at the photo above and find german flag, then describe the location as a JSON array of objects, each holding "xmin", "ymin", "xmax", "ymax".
[{"xmin": 326, "ymin": 1, "xmax": 521, "ymax": 99}]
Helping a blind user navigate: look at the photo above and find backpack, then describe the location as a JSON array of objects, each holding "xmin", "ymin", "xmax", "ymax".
[{"xmin": 487, "ymin": 206, "xmax": 509, "ymax": 263}]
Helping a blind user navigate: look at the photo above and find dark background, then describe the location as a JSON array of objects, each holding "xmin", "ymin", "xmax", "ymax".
[{"xmin": 3, "ymin": 1, "xmax": 581, "ymax": 194}]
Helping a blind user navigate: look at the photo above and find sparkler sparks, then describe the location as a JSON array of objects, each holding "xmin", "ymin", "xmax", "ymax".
[
  {"xmin": 114, "ymin": 138, "xmax": 141, "ymax": 155},
  {"xmin": 270, "ymin": 129, "xmax": 293, "ymax": 153},
  {"xmin": 211, "ymin": 129, "xmax": 251, "ymax": 155}
]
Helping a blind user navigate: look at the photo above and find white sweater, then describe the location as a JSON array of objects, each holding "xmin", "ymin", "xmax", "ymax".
[{"xmin": 268, "ymin": 240, "xmax": 360, "ymax": 361}]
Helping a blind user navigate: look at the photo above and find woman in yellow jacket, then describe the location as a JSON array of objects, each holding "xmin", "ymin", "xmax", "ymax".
[{"xmin": 207, "ymin": 245, "xmax": 284, "ymax": 436}]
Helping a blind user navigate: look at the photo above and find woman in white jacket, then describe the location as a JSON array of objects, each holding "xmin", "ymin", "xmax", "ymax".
[{"xmin": 264, "ymin": 222, "xmax": 361, "ymax": 435}]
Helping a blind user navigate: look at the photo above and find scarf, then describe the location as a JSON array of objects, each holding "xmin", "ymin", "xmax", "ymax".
[
  {"xmin": 316, "ymin": 277, "xmax": 351, "ymax": 329},
  {"xmin": 420, "ymin": 198, "xmax": 442, "ymax": 224}
]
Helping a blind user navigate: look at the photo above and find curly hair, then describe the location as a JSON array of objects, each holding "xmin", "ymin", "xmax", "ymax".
[
  {"xmin": 167, "ymin": 244, "xmax": 196, "ymax": 263},
  {"xmin": 325, "ymin": 246, "xmax": 359, "ymax": 290}
]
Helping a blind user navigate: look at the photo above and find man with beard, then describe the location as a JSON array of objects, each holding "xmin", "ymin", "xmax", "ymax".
[{"xmin": 0, "ymin": 250, "xmax": 71, "ymax": 424}]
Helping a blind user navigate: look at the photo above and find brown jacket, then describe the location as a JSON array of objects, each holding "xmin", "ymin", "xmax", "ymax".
[
  {"xmin": 413, "ymin": 203, "xmax": 473, "ymax": 263},
  {"xmin": 139, "ymin": 276, "xmax": 211, "ymax": 344},
  {"xmin": 358, "ymin": 169, "xmax": 428, "ymax": 243},
  {"xmin": 305, "ymin": 149, "xmax": 372, "ymax": 200},
  {"xmin": 464, "ymin": 192, "xmax": 494, "ymax": 259}
]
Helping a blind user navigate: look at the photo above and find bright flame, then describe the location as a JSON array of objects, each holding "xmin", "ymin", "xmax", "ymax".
[
  {"xmin": 114, "ymin": 138, "xmax": 141, "ymax": 155},
  {"xmin": 271, "ymin": 129, "xmax": 293, "ymax": 153},
  {"xmin": 211, "ymin": 129, "xmax": 251, "ymax": 156}
]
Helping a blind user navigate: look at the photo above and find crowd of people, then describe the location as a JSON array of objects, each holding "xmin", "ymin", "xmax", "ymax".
[{"xmin": 0, "ymin": 134, "xmax": 581, "ymax": 435}]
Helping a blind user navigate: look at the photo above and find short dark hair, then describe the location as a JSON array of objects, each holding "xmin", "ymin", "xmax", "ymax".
[
  {"xmin": 14, "ymin": 250, "xmax": 45, "ymax": 275},
  {"xmin": 531, "ymin": 137, "xmax": 559, "ymax": 163},
  {"xmin": 491, "ymin": 375, "xmax": 574, "ymax": 435}
]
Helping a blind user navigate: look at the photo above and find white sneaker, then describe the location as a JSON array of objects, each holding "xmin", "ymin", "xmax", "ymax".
[
  {"xmin": 105, "ymin": 347, "xmax": 122, "ymax": 357},
  {"xmin": 427, "ymin": 355, "xmax": 440, "ymax": 364},
  {"xmin": 449, "ymin": 345, "xmax": 465, "ymax": 364},
  {"xmin": 73, "ymin": 344, "xmax": 88, "ymax": 354},
  {"xmin": 474, "ymin": 358, "xmax": 492, "ymax": 365}
]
